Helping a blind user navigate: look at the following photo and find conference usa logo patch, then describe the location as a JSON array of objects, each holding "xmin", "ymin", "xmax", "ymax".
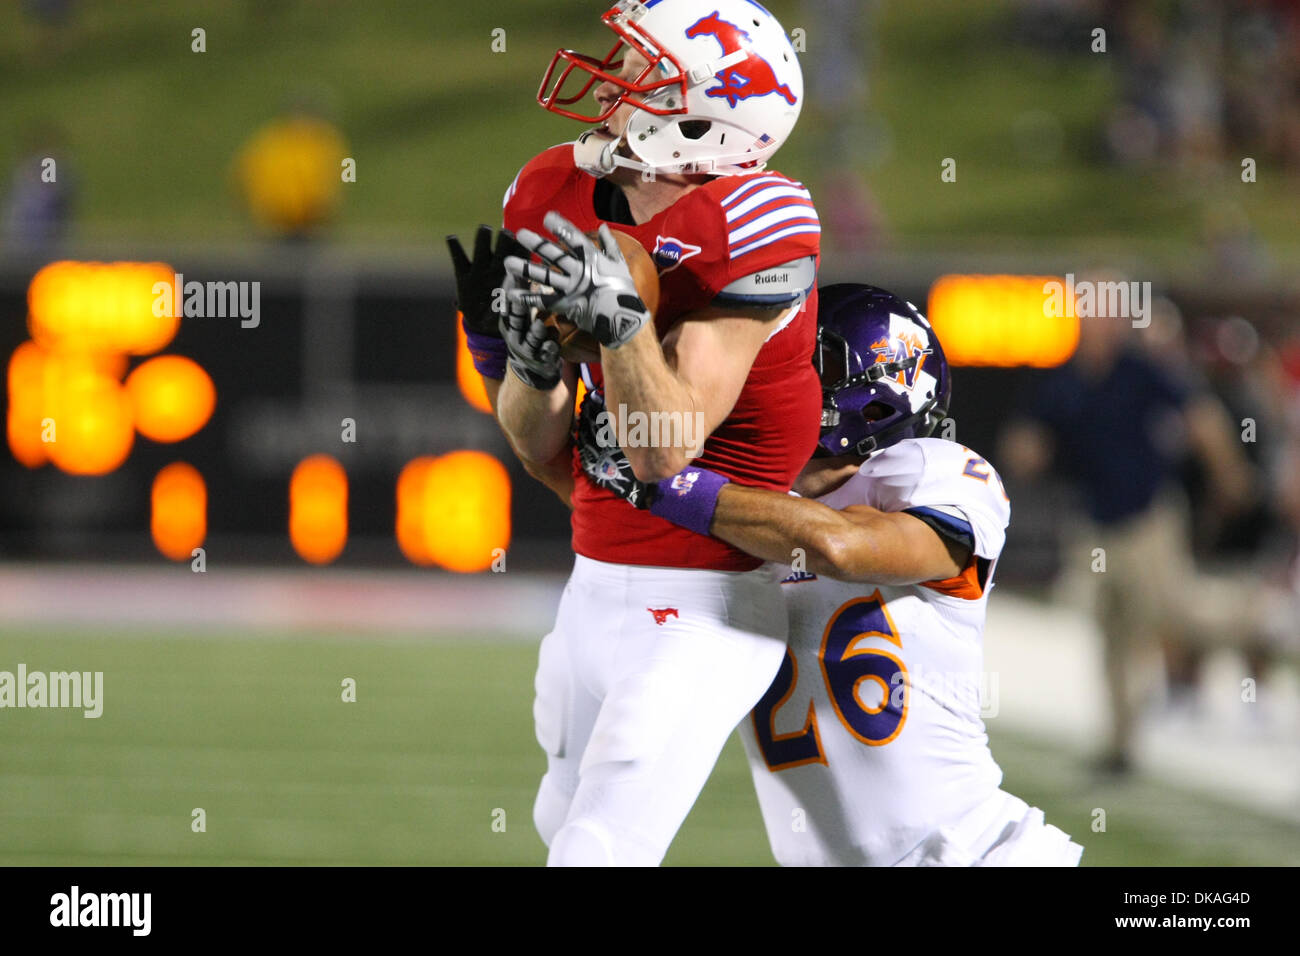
[
  {"xmin": 667, "ymin": 471, "xmax": 701, "ymax": 495},
  {"xmin": 652, "ymin": 235, "xmax": 701, "ymax": 273},
  {"xmin": 596, "ymin": 454, "xmax": 624, "ymax": 482}
]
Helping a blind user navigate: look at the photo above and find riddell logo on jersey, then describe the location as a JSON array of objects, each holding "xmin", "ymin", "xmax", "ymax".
[
  {"xmin": 647, "ymin": 608, "xmax": 679, "ymax": 626},
  {"xmin": 652, "ymin": 236, "xmax": 701, "ymax": 273}
]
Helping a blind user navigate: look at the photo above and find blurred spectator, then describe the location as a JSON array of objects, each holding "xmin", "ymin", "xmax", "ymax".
[
  {"xmin": 1105, "ymin": 2, "xmax": 1174, "ymax": 165},
  {"xmin": 1226, "ymin": 0, "xmax": 1300, "ymax": 170},
  {"xmin": 1264, "ymin": 330, "xmax": 1300, "ymax": 660},
  {"xmin": 1097, "ymin": 0, "xmax": 1300, "ymax": 170},
  {"xmin": 802, "ymin": 0, "xmax": 884, "ymax": 252},
  {"xmin": 1149, "ymin": 310, "xmax": 1300, "ymax": 709},
  {"xmin": 21, "ymin": 0, "xmax": 78, "ymax": 63},
  {"xmin": 1000, "ymin": 296, "xmax": 1256, "ymax": 774},
  {"xmin": 1186, "ymin": 316, "xmax": 1279, "ymax": 549},
  {"xmin": 233, "ymin": 104, "xmax": 348, "ymax": 241},
  {"xmin": 1200, "ymin": 201, "xmax": 1270, "ymax": 282},
  {"xmin": 1014, "ymin": 0, "xmax": 1106, "ymax": 54},
  {"xmin": 2, "ymin": 123, "xmax": 75, "ymax": 249},
  {"xmin": 23, "ymin": 0, "xmax": 75, "ymax": 21}
]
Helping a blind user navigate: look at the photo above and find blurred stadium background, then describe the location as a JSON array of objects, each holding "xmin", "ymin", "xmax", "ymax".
[{"xmin": 2, "ymin": 0, "xmax": 1298, "ymax": 865}]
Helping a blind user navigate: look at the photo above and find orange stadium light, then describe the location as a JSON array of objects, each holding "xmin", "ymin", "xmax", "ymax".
[
  {"xmin": 455, "ymin": 322, "xmax": 590, "ymax": 416},
  {"xmin": 926, "ymin": 275, "xmax": 1080, "ymax": 368},
  {"xmin": 126, "ymin": 355, "xmax": 216, "ymax": 443},
  {"xmin": 28, "ymin": 261, "xmax": 180, "ymax": 356},
  {"xmin": 426, "ymin": 451, "xmax": 511, "ymax": 573},
  {"xmin": 456, "ymin": 322, "xmax": 493, "ymax": 414},
  {"xmin": 396, "ymin": 456, "xmax": 438, "ymax": 566},
  {"xmin": 7, "ymin": 341, "xmax": 51, "ymax": 468},
  {"xmin": 235, "ymin": 116, "xmax": 347, "ymax": 234},
  {"xmin": 290, "ymin": 454, "xmax": 348, "ymax": 565},
  {"xmin": 396, "ymin": 451, "xmax": 511, "ymax": 572},
  {"xmin": 151, "ymin": 462, "xmax": 207, "ymax": 561},
  {"xmin": 8, "ymin": 342, "xmax": 132, "ymax": 469},
  {"xmin": 42, "ymin": 359, "xmax": 136, "ymax": 476}
]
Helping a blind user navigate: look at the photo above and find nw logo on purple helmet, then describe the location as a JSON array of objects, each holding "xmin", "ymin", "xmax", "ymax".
[
  {"xmin": 685, "ymin": 11, "xmax": 797, "ymax": 109},
  {"xmin": 870, "ymin": 332, "xmax": 932, "ymax": 391}
]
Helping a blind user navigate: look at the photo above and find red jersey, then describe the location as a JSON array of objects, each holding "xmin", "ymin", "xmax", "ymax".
[{"xmin": 503, "ymin": 144, "xmax": 821, "ymax": 571}]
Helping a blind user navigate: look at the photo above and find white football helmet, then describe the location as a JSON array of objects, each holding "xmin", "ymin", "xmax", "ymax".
[{"xmin": 539, "ymin": 0, "xmax": 803, "ymax": 177}]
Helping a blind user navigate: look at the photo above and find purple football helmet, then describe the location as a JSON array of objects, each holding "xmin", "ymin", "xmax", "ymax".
[{"xmin": 814, "ymin": 283, "xmax": 952, "ymax": 457}]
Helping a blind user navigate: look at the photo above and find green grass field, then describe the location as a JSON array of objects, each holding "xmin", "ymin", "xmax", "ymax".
[{"xmin": 2, "ymin": 628, "xmax": 1296, "ymax": 866}]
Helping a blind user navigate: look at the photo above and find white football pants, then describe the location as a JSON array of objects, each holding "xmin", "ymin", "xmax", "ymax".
[{"xmin": 532, "ymin": 554, "xmax": 787, "ymax": 866}]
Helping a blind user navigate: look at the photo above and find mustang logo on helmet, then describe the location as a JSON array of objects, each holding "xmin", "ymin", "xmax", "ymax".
[{"xmin": 684, "ymin": 12, "xmax": 798, "ymax": 109}]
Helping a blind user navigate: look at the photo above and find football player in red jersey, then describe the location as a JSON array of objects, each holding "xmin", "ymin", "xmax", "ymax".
[{"xmin": 452, "ymin": 0, "xmax": 820, "ymax": 866}]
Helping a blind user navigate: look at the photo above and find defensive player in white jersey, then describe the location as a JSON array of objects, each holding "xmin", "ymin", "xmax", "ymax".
[{"xmin": 615, "ymin": 284, "xmax": 1083, "ymax": 865}]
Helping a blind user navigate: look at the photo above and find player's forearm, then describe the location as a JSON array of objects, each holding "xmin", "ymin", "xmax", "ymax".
[
  {"xmin": 709, "ymin": 485, "xmax": 882, "ymax": 580},
  {"xmin": 599, "ymin": 324, "xmax": 700, "ymax": 481},
  {"xmin": 520, "ymin": 443, "xmax": 576, "ymax": 509},
  {"xmin": 496, "ymin": 370, "xmax": 574, "ymax": 464},
  {"xmin": 477, "ymin": 367, "xmax": 574, "ymax": 506},
  {"xmin": 481, "ymin": 376, "xmax": 502, "ymax": 415},
  {"xmin": 709, "ymin": 486, "xmax": 954, "ymax": 584}
]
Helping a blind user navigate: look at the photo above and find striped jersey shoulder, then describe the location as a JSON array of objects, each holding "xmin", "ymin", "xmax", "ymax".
[{"xmin": 702, "ymin": 171, "xmax": 820, "ymax": 262}]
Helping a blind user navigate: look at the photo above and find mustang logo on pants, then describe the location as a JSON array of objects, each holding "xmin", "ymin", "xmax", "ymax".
[{"xmin": 647, "ymin": 608, "xmax": 679, "ymax": 626}]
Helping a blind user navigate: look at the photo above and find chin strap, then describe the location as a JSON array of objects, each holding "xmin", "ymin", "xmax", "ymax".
[
  {"xmin": 575, "ymin": 128, "xmax": 677, "ymax": 177},
  {"xmin": 686, "ymin": 49, "xmax": 749, "ymax": 86},
  {"xmin": 574, "ymin": 129, "xmax": 629, "ymax": 178},
  {"xmin": 574, "ymin": 126, "xmax": 751, "ymax": 178}
]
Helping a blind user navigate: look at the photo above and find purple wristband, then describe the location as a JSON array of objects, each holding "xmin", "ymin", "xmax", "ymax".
[
  {"xmin": 648, "ymin": 467, "xmax": 729, "ymax": 536},
  {"xmin": 464, "ymin": 326, "xmax": 508, "ymax": 381}
]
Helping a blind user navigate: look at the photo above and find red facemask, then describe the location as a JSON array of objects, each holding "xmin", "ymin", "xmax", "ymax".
[{"xmin": 537, "ymin": 6, "xmax": 690, "ymax": 123}]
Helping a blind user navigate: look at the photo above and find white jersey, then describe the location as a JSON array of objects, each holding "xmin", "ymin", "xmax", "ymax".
[{"xmin": 739, "ymin": 438, "xmax": 1081, "ymax": 866}]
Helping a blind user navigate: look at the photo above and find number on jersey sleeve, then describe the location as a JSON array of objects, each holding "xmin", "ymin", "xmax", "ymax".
[{"xmin": 961, "ymin": 452, "xmax": 1010, "ymax": 502}]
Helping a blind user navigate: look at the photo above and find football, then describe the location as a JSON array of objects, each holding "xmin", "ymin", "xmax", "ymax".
[{"xmin": 542, "ymin": 230, "xmax": 660, "ymax": 365}]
